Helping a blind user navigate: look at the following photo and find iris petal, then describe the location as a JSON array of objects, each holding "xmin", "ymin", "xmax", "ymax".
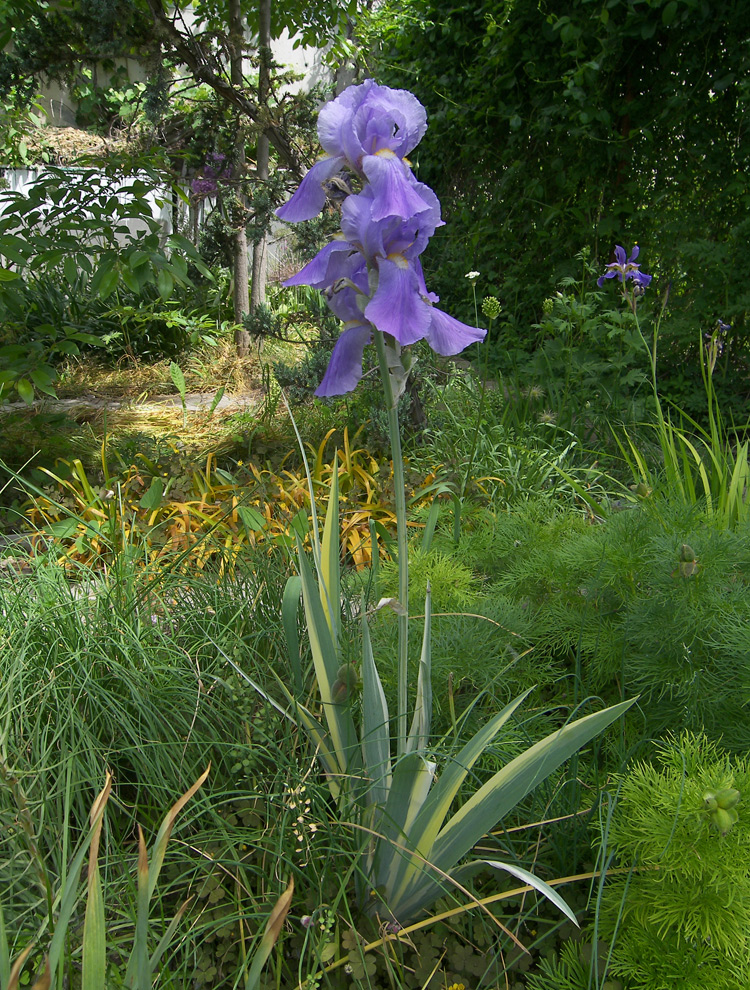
[
  {"xmin": 315, "ymin": 323, "xmax": 372, "ymax": 397},
  {"xmin": 365, "ymin": 86, "xmax": 427, "ymax": 157},
  {"xmin": 275, "ymin": 156, "xmax": 345, "ymax": 222},
  {"xmin": 365, "ymin": 258, "xmax": 431, "ymax": 345},
  {"xmin": 362, "ymin": 153, "xmax": 433, "ymax": 222},
  {"xmin": 283, "ymin": 239, "xmax": 357, "ymax": 289},
  {"xmin": 424, "ymin": 308, "xmax": 486, "ymax": 355}
]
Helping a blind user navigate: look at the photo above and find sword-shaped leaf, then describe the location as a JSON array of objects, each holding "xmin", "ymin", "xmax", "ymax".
[
  {"xmin": 373, "ymin": 753, "xmax": 437, "ymax": 896},
  {"xmin": 387, "ymin": 690, "xmax": 533, "ymax": 909},
  {"xmin": 318, "ymin": 457, "xmax": 340, "ymax": 639},
  {"xmin": 394, "ymin": 698, "xmax": 635, "ymax": 920},
  {"xmin": 360, "ymin": 607, "xmax": 391, "ymax": 811},
  {"xmin": 405, "ymin": 584, "xmax": 432, "ymax": 755},
  {"xmin": 296, "ymin": 536, "xmax": 360, "ymax": 780},
  {"xmin": 281, "ymin": 575, "xmax": 303, "ymax": 695}
]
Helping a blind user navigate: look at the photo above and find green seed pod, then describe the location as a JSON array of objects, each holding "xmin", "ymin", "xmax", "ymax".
[
  {"xmin": 711, "ymin": 807, "xmax": 738, "ymax": 835},
  {"xmin": 703, "ymin": 791, "xmax": 718, "ymax": 812},
  {"xmin": 679, "ymin": 543, "xmax": 696, "ymax": 562},
  {"xmin": 715, "ymin": 787, "xmax": 740, "ymax": 811}
]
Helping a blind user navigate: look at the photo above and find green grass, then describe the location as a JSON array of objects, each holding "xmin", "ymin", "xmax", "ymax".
[{"xmin": 2, "ymin": 336, "xmax": 748, "ymax": 989}]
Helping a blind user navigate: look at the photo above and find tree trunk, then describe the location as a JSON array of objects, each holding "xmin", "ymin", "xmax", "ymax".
[
  {"xmin": 145, "ymin": 0, "xmax": 301, "ymax": 178},
  {"xmin": 228, "ymin": 0, "xmax": 250, "ymax": 355},
  {"xmin": 250, "ymin": 0, "xmax": 271, "ymax": 316}
]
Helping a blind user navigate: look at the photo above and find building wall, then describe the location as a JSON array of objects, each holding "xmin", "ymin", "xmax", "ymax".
[{"xmin": 34, "ymin": 28, "xmax": 330, "ymax": 130}]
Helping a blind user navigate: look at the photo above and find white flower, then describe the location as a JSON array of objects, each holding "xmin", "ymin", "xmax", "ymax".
[{"xmin": 465, "ymin": 270, "xmax": 480, "ymax": 280}]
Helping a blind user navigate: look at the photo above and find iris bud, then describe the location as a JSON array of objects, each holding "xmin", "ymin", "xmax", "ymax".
[
  {"xmin": 715, "ymin": 788, "xmax": 740, "ymax": 811},
  {"xmin": 703, "ymin": 791, "xmax": 718, "ymax": 812}
]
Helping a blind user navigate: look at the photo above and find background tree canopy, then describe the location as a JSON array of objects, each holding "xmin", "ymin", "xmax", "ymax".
[{"xmin": 368, "ymin": 0, "xmax": 750, "ymax": 414}]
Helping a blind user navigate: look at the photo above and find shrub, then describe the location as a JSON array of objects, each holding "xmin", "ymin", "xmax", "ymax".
[{"xmin": 595, "ymin": 733, "xmax": 750, "ymax": 990}]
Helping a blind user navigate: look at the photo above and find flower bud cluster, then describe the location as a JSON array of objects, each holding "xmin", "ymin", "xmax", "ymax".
[
  {"xmin": 482, "ymin": 296, "xmax": 501, "ymax": 320},
  {"xmin": 703, "ymin": 787, "xmax": 741, "ymax": 834}
]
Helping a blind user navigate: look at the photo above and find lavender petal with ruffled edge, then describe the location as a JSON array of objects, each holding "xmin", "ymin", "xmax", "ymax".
[{"xmin": 276, "ymin": 79, "xmax": 430, "ymax": 224}]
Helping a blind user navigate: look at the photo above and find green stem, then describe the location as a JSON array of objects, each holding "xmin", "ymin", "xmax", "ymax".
[
  {"xmin": 628, "ymin": 288, "xmax": 660, "ymax": 415},
  {"xmin": 373, "ymin": 329, "xmax": 409, "ymax": 756},
  {"xmin": 460, "ymin": 315, "xmax": 493, "ymax": 505}
]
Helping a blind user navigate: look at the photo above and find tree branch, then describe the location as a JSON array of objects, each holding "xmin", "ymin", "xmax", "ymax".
[{"xmin": 144, "ymin": 0, "xmax": 302, "ymax": 178}]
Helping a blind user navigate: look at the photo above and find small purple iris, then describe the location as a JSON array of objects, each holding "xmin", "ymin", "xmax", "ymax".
[
  {"xmin": 597, "ymin": 245, "xmax": 652, "ymax": 289},
  {"xmin": 191, "ymin": 153, "xmax": 232, "ymax": 198},
  {"xmin": 276, "ymin": 81, "xmax": 486, "ymax": 397}
]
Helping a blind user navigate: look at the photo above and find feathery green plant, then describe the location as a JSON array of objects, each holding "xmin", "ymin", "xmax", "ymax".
[{"xmin": 594, "ymin": 733, "xmax": 750, "ymax": 990}]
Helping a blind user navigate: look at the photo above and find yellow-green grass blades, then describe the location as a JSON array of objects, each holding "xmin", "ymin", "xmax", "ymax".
[
  {"xmin": 82, "ymin": 772, "xmax": 113, "ymax": 990},
  {"xmin": 4, "ymin": 772, "xmax": 113, "ymax": 988},
  {"xmin": 0, "ymin": 901, "xmax": 9, "ymax": 989},
  {"xmin": 6, "ymin": 946, "xmax": 41, "ymax": 990},
  {"xmin": 124, "ymin": 764, "xmax": 210, "ymax": 988},
  {"xmin": 244, "ymin": 877, "xmax": 295, "ymax": 990}
]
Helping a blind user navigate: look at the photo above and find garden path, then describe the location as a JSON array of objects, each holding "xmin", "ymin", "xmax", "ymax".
[{"xmin": 2, "ymin": 390, "xmax": 264, "ymax": 415}]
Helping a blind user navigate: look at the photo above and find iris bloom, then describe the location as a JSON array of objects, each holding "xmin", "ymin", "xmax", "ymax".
[
  {"xmin": 597, "ymin": 245, "xmax": 652, "ymax": 288},
  {"xmin": 276, "ymin": 79, "xmax": 431, "ymax": 224},
  {"xmin": 276, "ymin": 81, "xmax": 486, "ymax": 396},
  {"xmin": 285, "ymin": 187, "xmax": 484, "ymax": 395}
]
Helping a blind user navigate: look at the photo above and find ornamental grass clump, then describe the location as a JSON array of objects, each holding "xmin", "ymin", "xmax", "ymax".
[
  {"xmin": 598, "ymin": 243, "xmax": 750, "ymax": 527},
  {"xmin": 266, "ymin": 79, "xmax": 635, "ymax": 929}
]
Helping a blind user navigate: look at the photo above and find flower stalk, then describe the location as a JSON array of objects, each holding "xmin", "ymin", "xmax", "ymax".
[{"xmin": 372, "ymin": 329, "xmax": 410, "ymax": 755}]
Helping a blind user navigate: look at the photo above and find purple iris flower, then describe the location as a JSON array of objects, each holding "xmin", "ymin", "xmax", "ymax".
[
  {"xmin": 276, "ymin": 79, "xmax": 431, "ymax": 224},
  {"xmin": 597, "ymin": 245, "xmax": 652, "ymax": 288},
  {"xmin": 284, "ymin": 191, "xmax": 484, "ymax": 394},
  {"xmin": 307, "ymin": 250, "xmax": 485, "ymax": 397},
  {"xmin": 276, "ymin": 81, "xmax": 487, "ymax": 397}
]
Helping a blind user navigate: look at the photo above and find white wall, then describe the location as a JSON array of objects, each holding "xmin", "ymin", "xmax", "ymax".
[{"xmin": 0, "ymin": 168, "xmax": 175, "ymax": 249}]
